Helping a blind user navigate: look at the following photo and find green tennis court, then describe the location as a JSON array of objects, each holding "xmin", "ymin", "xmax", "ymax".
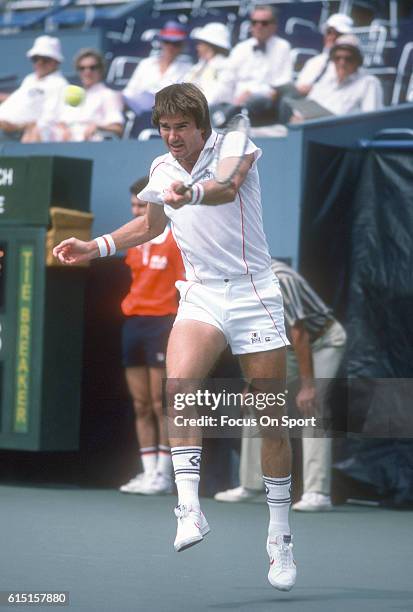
[{"xmin": 0, "ymin": 485, "xmax": 412, "ymax": 612}]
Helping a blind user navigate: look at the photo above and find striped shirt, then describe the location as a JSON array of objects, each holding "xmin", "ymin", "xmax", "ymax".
[{"xmin": 271, "ymin": 259, "xmax": 333, "ymax": 342}]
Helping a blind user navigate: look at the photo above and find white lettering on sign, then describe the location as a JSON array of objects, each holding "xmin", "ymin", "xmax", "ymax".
[
  {"xmin": 0, "ymin": 168, "xmax": 13, "ymax": 186},
  {"xmin": 0, "ymin": 195, "xmax": 5, "ymax": 214}
]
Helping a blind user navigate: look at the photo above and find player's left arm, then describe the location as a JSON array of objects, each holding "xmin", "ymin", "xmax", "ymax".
[{"xmin": 164, "ymin": 152, "xmax": 255, "ymax": 208}]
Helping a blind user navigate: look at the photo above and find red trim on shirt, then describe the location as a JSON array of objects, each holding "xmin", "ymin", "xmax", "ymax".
[{"xmin": 150, "ymin": 160, "xmax": 166, "ymax": 178}]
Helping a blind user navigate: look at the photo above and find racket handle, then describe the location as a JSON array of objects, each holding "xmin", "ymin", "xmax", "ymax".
[{"xmin": 175, "ymin": 181, "xmax": 192, "ymax": 196}]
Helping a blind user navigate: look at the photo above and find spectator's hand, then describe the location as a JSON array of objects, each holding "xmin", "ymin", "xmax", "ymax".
[
  {"xmin": 0, "ymin": 119, "xmax": 21, "ymax": 132},
  {"xmin": 163, "ymin": 181, "xmax": 192, "ymax": 209},
  {"xmin": 296, "ymin": 384, "xmax": 316, "ymax": 416},
  {"xmin": 83, "ymin": 122, "xmax": 98, "ymax": 141},
  {"xmin": 53, "ymin": 237, "xmax": 98, "ymax": 265},
  {"xmin": 295, "ymin": 84, "xmax": 312, "ymax": 96},
  {"xmin": 56, "ymin": 122, "xmax": 72, "ymax": 142},
  {"xmin": 290, "ymin": 111, "xmax": 304, "ymax": 124},
  {"xmin": 234, "ymin": 91, "xmax": 252, "ymax": 105}
]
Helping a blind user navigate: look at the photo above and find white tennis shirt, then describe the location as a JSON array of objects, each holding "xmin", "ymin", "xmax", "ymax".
[{"xmin": 138, "ymin": 130, "xmax": 272, "ymax": 281}]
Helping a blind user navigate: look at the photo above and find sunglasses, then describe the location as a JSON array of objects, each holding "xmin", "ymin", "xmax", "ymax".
[
  {"xmin": 325, "ymin": 27, "xmax": 339, "ymax": 36},
  {"xmin": 333, "ymin": 53, "xmax": 357, "ymax": 63},
  {"xmin": 77, "ymin": 64, "xmax": 100, "ymax": 72},
  {"xmin": 31, "ymin": 56, "xmax": 53, "ymax": 63},
  {"xmin": 251, "ymin": 19, "xmax": 273, "ymax": 26}
]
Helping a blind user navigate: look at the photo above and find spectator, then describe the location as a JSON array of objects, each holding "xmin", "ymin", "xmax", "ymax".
[
  {"xmin": 51, "ymin": 49, "xmax": 124, "ymax": 142},
  {"xmin": 306, "ymin": 34, "xmax": 383, "ymax": 114},
  {"xmin": 295, "ymin": 13, "xmax": 354, "ymax": 96},
  {"xmin": 281, "ymin": 34, "xmax": 383, "ymax": 122},
  {"xmin": 119, "ymin": 177, "xmax": 185, "ymax": 495},
  {"xmin": 211, "ymin": 5, "xmax": 292, "ymax": 127},
  {"xmin": 185, "ymin": 23, "xmax": 231, "ymax": 105},
  {"xmin": 215, "ymin": 259, "xmax": 347, "ymax": 510},
  {"xmin": 0, "ymin": 35, "xmax": 67, "ymax": 142},
  {"xmin": 122, "ymin": 21, "xmax": 192, "ymax": 116}
]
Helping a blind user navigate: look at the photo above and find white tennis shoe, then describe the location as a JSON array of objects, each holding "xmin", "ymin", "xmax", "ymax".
[
  {"xmin": 214, "ymin": 486, "xmax": 264, "ymax": 503},
  {"xmin": 292, "ymin": 492, "xmax": 332, "ymax": 512},
  {"xmin": 267, "ymin": 534, "xmax": 297, "ymax": 591},
  {"xmin": 119, "ymin": 472, "xmax": 148, "ymax": 494},
  {"xmin": 139, "ymin": 472, "xmax": 173, "ymax": 495},
  {"xmin": 173, "ymin": 505, "xmax": 210, "ymax": 552}
]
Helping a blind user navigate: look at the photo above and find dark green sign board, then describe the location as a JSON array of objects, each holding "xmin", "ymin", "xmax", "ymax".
[
  {"xmin": 0, "ymin": 156, "xmax": 92, "ymax": 226},
  {"xmin": 0, "ymin": 155, "xmax": 92, "ymax": 450}
]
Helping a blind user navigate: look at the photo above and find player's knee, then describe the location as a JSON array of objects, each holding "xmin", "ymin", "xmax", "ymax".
[{"xmin": 133, "ymin": 398, "xmax": 152, "ymax": 419}]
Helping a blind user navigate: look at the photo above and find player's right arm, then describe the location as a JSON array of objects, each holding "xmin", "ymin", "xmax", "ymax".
[{"xmin": 53, "ymin": 202, "xmax": 168, "ymax": 265}]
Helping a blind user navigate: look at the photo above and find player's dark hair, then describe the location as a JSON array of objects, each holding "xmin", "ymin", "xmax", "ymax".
[
  {"xmin": 152, "ymin": 83, "xmax": 212, "ymax": 139},
  {"xmin": 129, "ymin": 176, "xmax": 149, "ymax": 195}
]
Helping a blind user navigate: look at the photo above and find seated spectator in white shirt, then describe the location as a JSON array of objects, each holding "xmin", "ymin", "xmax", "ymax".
[
  {"xmin": 122, "ymin": 21, "xmax": 192, "ymax": 116},
  {"xmin": 280, "ymin": 34, "xmax": 383, "ymax": 123},
  {"xmin": 210, "ymin": 5, "xmax": 292, "ymax": 127},
  {"xmin": 52, "ymin": 49, "xmax": 124, "ymax": 141},
  {"xmin": 0, "ymin": 36, "xmax": 67, "ymax": 142},
  {"xmin": 184, "ymin": 23, "xmax": 231, "ymax": 105},
  {"xmin": 306, "ymin": 35, "xmax": 383, "ymax": 115},
  {"xmin": 295, "ymin": 13, "xmax": 354, "ymax": 96}
]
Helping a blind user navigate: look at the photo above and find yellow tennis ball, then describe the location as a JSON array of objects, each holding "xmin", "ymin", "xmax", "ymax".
[{"xmin": 64, "ymin": 85, "xmax": 85, "ymax": 107}]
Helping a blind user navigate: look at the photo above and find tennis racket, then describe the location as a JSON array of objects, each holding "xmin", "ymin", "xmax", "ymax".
[{"xmin": 176, "ymin": 111, "xmax": 251, "ymax": 195}]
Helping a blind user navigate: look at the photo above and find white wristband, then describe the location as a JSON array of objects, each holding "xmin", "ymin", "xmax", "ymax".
[
  {"xmin": 188, "ymin": 182, "xmax": 205, "ymax": 205},
  {"xmin": 95, "ymin": 234, "xmax": 116, "ymax": 257}
]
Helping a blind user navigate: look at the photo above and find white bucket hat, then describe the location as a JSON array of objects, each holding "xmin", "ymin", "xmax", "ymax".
[
  {"xmin": 191, "ymin": 23, "xmax": 231, "ymax": 51},
  {"xmin": 27, "ymin": 35, "xmax": 64, "ymax": 62},
  {"xmin": 322, "ymin": 13, "xmax": 353, "ymax": 35}
]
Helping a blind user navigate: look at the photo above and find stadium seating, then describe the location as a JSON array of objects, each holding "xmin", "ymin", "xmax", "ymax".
[{"xmin": 1, "ymin": 0, "xmax": 413, "ymax": 140}]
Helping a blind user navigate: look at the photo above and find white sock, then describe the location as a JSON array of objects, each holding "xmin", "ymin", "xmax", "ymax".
[
  {"xmin": 171, "ymin": 446, "xmax": 202, "ymax": 509},
  {"xmin": 157, "ymin": 445, "xmax": 172, "ymax": 477},
  {"xmin": 263, "ymin": 474, "xmax": 291, "ymax": 537},
  {"xmin": 140, "ymin": 446, "xmax": 157, "ymax": 474}
]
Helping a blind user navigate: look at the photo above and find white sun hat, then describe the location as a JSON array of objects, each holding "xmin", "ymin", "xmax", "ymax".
[
  {"xmin": 191, "ymin": 22, "xmax": 231, "ymax": 51},
  {"xmin": 27, "ymin": 35, "xmax": 64, "ymax": 62},
  {"xmin": 322, "ymin": 13, "xmax": 354, "ymax": 35}
]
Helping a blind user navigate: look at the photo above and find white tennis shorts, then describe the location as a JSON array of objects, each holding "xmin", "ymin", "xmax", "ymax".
[{"xmin": 174, "ymin": 269, "xmax": 290, "ymax": 355}]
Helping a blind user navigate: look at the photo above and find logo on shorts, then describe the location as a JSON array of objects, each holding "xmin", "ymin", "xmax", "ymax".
[
  {"xmin": 250, "ymin": 331, "xmax": 262, "ymax": 344},
  {"xmin": 156, "ymin": 352, "xmax": 165, "ymax": 362}
]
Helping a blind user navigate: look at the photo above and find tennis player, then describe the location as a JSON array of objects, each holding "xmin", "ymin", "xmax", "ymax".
[{"xmin": 53, "ymin": 83, "xmax": 296, "ymax": 591}]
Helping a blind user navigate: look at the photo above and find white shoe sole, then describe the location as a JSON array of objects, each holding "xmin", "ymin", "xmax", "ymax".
[
  {"xmin": 139, "ymin": 487, "xmax": 173, "ymax": 496},
  {"xmin": 214, "ymin": 494, "xmax": 265, "ymax": 503},
  {"xmin": 268, "ymin": 575, "xmax": 296, "ymax": 592},
  {"xmin": 292, "ymin": 504, "xmax": 332, "ymax": 512},
  {"xmin": 119, "ymin": 485, "xmax": 145, "ymax": 494},
  {"xmin": 174, "ymin": 522, "xmax": 210, "ymax": 553}
]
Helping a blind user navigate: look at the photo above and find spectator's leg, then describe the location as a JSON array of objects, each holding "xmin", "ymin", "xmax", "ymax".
[
  {"xmin": 278, "ymin": 96, "xmax": 295, "ymax": 125},
  {"xmin": 240, "ymin": 428, "xmax": 264, "ymax": 491},
  {"xmin": 244, "ymin": 95, "xmax": 278, "ymax": 127},
  {"xmin": 210, "ymin": 103, "xmax": 241, "ymax": 128},
  {"xmin": 302, "ymin": 323, "xmax": 347, "ymax": 496}
]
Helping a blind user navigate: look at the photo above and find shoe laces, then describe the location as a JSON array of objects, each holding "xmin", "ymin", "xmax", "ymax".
[
  {"xmin": 269, "ymin": 536, "xmax": 294, "ymax": 569},
  {"xmin": 174, "ymin": 504, "xmax": 191, "ymax": 519}
]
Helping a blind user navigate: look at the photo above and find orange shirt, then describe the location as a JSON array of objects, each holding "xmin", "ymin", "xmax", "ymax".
[{"xmin": 121, "ymin": 227, "xmax": 185, "ymax": 317}]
